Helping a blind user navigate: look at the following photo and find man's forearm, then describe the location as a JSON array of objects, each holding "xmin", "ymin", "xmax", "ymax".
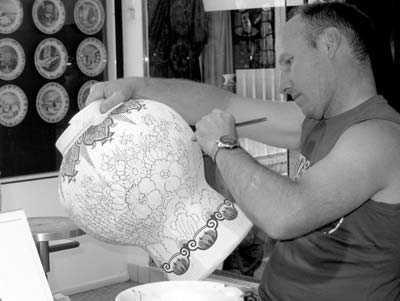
[
  {"xmin": 129, "ymin": 77, "xmax": 233, "ymax": 125},
  {"xmin": 215, "ymin": 146, "xmax": 300, "ymax": 239}
]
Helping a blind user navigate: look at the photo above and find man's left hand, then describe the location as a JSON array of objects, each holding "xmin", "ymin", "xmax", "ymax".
[{"xmin": 194, "ymin": 109, "xmax": 238, "ymax": 159}]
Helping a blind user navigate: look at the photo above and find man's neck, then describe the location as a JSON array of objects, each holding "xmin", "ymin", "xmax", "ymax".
[{"xmin": 324, "ymin": 65, "xmax": 377, "ymax": 118}]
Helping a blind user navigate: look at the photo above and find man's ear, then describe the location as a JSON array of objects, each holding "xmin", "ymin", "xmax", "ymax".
[{"xmin": 321, "ymin": 27, "xmax": 341, "ymax": 58}]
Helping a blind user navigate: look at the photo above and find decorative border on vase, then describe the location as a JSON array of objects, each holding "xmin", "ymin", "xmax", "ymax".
[{"xmin": 161, "ymin": 199, "xmax": 238, "ymax": 276}]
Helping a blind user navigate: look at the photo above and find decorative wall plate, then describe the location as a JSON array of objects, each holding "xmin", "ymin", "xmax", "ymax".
[
  {"xmin": 36, "ymin": 82, "xmax": 69, "ymax": 123},
  {"xmin": 32, "ymin": 0, "xmax": 66, "ymax": 34},
  {"xmin": 0, "ymin": 38, "xmax": 25, "ymax": 81},
  {"xmin": 0, "ymin": 84, "xmax": 28, "ymax": 127},
  {"xmin": 0, "ymin": 0, "xmax": 23, "ymax": 34},
  {"xmin": 56, "ymin": 99, "xmax": 253, "ymax": 281},
  {"xmin": 34, "ymin": 38, "xmax": 68, "ymax": 79},
  {"xmin": 76, "ymin": 37, "xmax": 107, "ymax": 77},
  {"xmin": 77, "ymin": 80, "xmax": 98, "ymax": 110},
  {"xmin": 74, "ymin": 0, "xmax": 105, "ymax": 35}
]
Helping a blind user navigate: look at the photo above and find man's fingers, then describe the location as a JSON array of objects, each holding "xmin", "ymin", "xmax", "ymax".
[
  {"xmin": 85, "ymin": 82, "xmax": 106, "ymax": 106},
  {"xmin": 99, "ymin": 92, "xmax": 126, "ymax": 113}
]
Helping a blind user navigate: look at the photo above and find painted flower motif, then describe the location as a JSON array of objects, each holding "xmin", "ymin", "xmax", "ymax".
[
  {"xmin": 170, "ymin": 202, "xmax": 200, "ymax": 241},
  {"xmin": 153, "ymin": 120, "xmax": 170, "ymax": 140},
  {"xmin": 131, "ymin": 158, "xmax": 148, "ymax": 181},
  {"xmin": 126, "ymin": 178, "xmax": 163, "ymax": 219},
  {"xmin": 108, "ymin": 183, "xmax": 128, "ymax": 210},
  {"xmin": 81, "ymin": 176, "xmax": 103, "ymax": 201},
  {"xmin": 142, "ymin": 113, "xmax": 155, "ymax": 126},
  {"xmin": 115, "ymin": 160, "xmax": 128, "ymax": 178},
  {"xmin": 102, "ymin": 153, "xmax": 147, "ymax": 188},
  {"xmin": 99, "ymin": 154, "xmax": 113, "ymax": 171},
  {"xmin": 117, "ymin": 132, "xmax": 135, "ymax": 146},
  {"xmin": 150, "ymin": 159, "xmax": 184, "ymax": 192},
  {"xmin": 125, "ymin": 143, "xmax": 146, "ymax": 162},
  {"xmin": 144, "ymin": 146, "xmax": 170, "ymax": 163}
]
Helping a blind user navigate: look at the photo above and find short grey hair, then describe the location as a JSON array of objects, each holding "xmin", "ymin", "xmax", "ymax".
[{"xmin": 291, "ymin": 2, "xmax": 376, "ymax": 64}]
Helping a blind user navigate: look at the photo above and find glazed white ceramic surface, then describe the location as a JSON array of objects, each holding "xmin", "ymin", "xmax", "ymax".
[
  {"xmin": 115, "ymin": 281, "xmax": 244, "ymax": 301},
  {"xmin": 57, "ymin": 99, "xmax": 252, "ymax": 280}
]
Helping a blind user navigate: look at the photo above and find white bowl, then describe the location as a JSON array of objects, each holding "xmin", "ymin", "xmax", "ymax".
[{"xmin": 115, "ymin": 281, "xmax": 244, "ymax": 301}]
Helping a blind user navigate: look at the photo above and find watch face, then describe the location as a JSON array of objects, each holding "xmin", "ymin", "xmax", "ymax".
[
  {"xmin": 32, "ymin": 0, "xmax": 66, "ymax": 34},
  {"xmin": 220, "ymin": 135, "xmax": 238, "ymax": 146},
  {"xmin": 0, "ymin": 84, "xmax": 28, "ymax": 127},
  {"xmin": 34, "ymin": 38, "xmax": 68, "ymax": 79},
  {"xmin": 0, "ymin": 38, "xmax": 25, "ymax": 80},
  {"xmin": 0, "ymin": 0, "xmax": 23, "ymax": 34}
]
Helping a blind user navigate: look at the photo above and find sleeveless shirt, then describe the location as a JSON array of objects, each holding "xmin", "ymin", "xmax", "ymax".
[{"xmin": 259, "ymin": 96, "xmax": 400, "ymax": 300}]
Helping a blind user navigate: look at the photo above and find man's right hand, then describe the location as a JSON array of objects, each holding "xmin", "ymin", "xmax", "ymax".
[{"xmin": 85, "ymin": 79, "xmax": 135, "ymax": 113}]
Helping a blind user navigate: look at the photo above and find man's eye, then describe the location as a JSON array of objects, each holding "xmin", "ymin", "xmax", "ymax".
[{"xmin": 285, "ymin": 58, "xmax": 293, "ymax": 65}]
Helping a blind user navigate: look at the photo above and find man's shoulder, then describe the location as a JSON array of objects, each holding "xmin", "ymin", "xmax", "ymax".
[
  {"xmin": 345, "ymin": 119, "xmax": 400, "ymax": 144},
  {"xmin": 340, "ymin": 119, "xmax": 400, "ymax": 204}
]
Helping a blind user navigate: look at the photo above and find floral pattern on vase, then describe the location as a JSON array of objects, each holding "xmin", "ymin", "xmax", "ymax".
[{"xmin": 58, "ymin": 99, "xmax": 252, "ymax": 280}]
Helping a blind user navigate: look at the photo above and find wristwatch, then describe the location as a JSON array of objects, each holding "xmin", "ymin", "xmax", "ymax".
[{"xmin": 213, "ymin": 135, "xmax": 240, "ymax": 162}]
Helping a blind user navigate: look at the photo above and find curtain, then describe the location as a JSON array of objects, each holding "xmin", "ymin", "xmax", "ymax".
[{"xmin": 202, "ymin": 11, "xmax": 234, "ymax": 88}]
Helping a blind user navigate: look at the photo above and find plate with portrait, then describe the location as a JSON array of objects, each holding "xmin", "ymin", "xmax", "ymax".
[
  {"xmin": 36, "ymin": 82, "xmax": 69, "ymax": 123},
  {"xmin": 0, "ymin": 38, "xmax": 25, "ymax": 81},
  {"xmin": 77, "ymin": 80, "xmax": 98, "ymax": 110},
  {"xmin": 74, "ymin": 0, "xmax": 105, "ymax": 35},
  {"xmin": 76, "ymin": 37, "xmax": 107, "ymax": 77},
  {"xmin": 35, "ymin": 38, "xmax": 68, "ymax": 79},
  {"xmin": 32, "ymin": 0, "xmax": 66, "ymax": 34},
  {"xmin": 0, "ymin": 0, "xmax": 23, "ymax": 34},
  {"xmin": 0, "ymin": 84, "xmax": 28, "ymax": 127}
]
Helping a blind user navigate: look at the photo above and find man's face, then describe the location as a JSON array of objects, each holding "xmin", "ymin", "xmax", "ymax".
[{"xmin": 278, "ymin": 16, "xmax": 333, "ymax": 119}]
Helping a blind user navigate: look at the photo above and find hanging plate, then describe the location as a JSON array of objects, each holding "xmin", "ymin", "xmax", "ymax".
[
  {"xmin": 0, "ymin": 85, "xmax": 28, "ymax": 127},
  {"xmin": 0, "ymin": 0, "xmax": 23, "ymax": 34},
  {"xmin": 76, "ymin": 37, "xmax": 107, "ymax": 77},
  {"xmin": 32, "ymin": 0, "xmax": 66, "ymax": 34},
  {"xmin": 0, "ymin": 38, "xmax": 25, "ymax": 81},
  {"xmin": 36, "ymin": 82, "xmax": 69, "ymax": 123},
  {"xmin": 34, "ymin": 38, "xmax": 68, "ymax": 79},
  {"xmin": 74, "ymin": 0, "xmax": 105, "ymax": 35},
  {"xmin": 77, "ymin": 80, "xmax": 98, "ymax": 110}
]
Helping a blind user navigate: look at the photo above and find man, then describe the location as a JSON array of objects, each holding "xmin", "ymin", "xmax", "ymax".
[{"xmin": 86, "ymin": 2, "xmax": 400, "ymax": 300}]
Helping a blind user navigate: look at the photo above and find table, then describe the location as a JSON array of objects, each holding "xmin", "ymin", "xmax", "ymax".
[{"xmin": 28, "ymin": 216, "xmax": 85, "ymax": 275}]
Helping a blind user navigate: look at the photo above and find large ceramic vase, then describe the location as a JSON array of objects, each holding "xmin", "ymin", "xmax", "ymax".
[{"xmin": 56, "ymin": 99, "xmax": 252, "ymax": 280}]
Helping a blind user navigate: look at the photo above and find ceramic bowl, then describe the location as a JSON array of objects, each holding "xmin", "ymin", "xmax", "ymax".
[{"xmin": 115, "ymin": 281, "xmax": 244, "ymax": 301}]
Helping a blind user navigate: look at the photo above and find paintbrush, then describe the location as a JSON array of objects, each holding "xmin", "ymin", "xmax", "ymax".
[{"xmin": 235, "ymin": 117, "xmax": 267, "ymax": 127}]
